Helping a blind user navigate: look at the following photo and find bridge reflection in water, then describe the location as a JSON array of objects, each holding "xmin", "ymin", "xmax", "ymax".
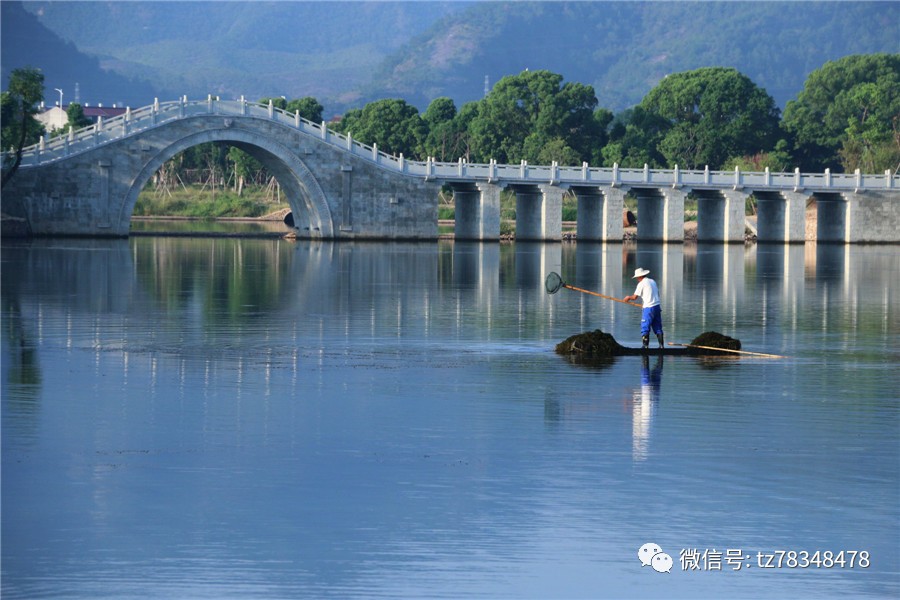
[{"xmin": 4, "ymin": 238, "xmax": 895, "ymax": 367}]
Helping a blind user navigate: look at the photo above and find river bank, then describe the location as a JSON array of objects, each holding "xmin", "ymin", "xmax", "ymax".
[
  {"xmin": 131, "ymin": 206, "xmax": 293, "ymax": 223},
  {"xmin": 4, "ymin": 207, "xmax": 811, "ymax": 244}
]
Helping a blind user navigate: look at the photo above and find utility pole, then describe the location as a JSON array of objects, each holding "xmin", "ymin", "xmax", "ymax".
[{"xmin": 54, "ymin": 88, "xmax": 63, "ymax": 108}]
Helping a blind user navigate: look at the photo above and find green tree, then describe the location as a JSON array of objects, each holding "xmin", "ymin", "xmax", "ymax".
[
  {"xmin": 168, "ymin": 142, "xmax": 229, "ymax": 185},
  {"xmin": 726, "ymin": 139, "xmax": 794, "ymax": 172},
  {"xmin": 421, "ymin": 97, "xmax": 461, "ymax": 160},
  {"xmin": 227, "ymin": 147, "xmax": 263, "ymax": 195},
  {"xmin": 601, "ymin": 106, "xmax": 668, "ymax": 168},
  {"xmin": 449, "ymin": 101, "xmax": 480, "ymax": 162},
  {"xmin": 837, "ymin": 79, "xmax": 900, "ymax": 173},
  {"xmin": 466, "ymin": 70, "xmax": 600, "ymax": 165},
  {"xmin": 591, "ymin": 108, "xmax": 615, "ymax": 165},
  {"xmin": 543, "ymin": 79, "xmax": 602, "ymax": 164},
  {"xmin": 49, "ymin": 102, "xmax": 92, "ymax": 137},
  {"xmin": 424, "ymin": 96, "xmax": 457, "ymax": 124},
  {"xmin": 64, "ymin": 102, "xmax": 92, "ymax": 132},
  {"xmin": 259, "ymin": 96, "xmax": 288, "ymax": 110},
  {"xmin": 532, "ymin": 137, "xmax": 581, "ymax": 166},
  {"xmin": 286, "ymin": 96, "xmax": 324, "ymax": 123},
  {"xmin": 334, "ymin": 98, "xmax": 425, "ymax": 157},
  {"xmin": 782, "ymin": 54, "xmax": 900, "ymax": 172},
  {"xmin": 2, "ymin": 67, "xmax": 45, "ymax": 188},
  {"xmin": 639, "ymin": 67, "xmax": 781, "ymax": 169}
]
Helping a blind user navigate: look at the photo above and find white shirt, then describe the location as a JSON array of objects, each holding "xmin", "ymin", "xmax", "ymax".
[{"xmin": 633, "ymin": 278, "xmax": 660, "ymax": 308}]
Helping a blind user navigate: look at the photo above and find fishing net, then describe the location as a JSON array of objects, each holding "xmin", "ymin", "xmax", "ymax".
[{"xmin": 545, "ymin": 272, "xmax": 564, "ymax": 294}]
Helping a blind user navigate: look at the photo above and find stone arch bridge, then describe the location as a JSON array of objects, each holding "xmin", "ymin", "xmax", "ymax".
[{"xmin": 4, "ymin": 97, "xmax": 899, "ymax": 242}]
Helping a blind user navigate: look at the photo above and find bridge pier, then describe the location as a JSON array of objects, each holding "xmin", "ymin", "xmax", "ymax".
[
  {"xmin": 633, "ymin": 187, "xmax": 687, "ymax": 242},
  {"xmin": 634, "ymin": 189, "xmax": 663, "ymax": 241},
  {"xmin": 662, "ymin": 189, "xmax": 687, "ymax": 242},
  {"xmin": 815, "ymin": 193, "xmax": 848, "ymax": 243},
  {"xmin": 451, "ymin": 182, "xmax": 501, "ymax": 240},
  {"xmin": 510, "ymin": 184, "xmax": 563, "ymax": 241},
  {"xmin": 573, "ymin": 185, "xmax": 625, "ymax": 242},
  {"xmin": 4, "ymin": 156, "xmax": 134, "ymax": 237},
  {"xmin": 755, "ymin": 191, "xmax": 808, "ymax": 243},
  {"xmin": 805, "ymin": 191, "xmax": 900, "ymax": 243},
  {"xmin": 510, "ymin": 185, "xmax": 541, "ymax": 240},
  {"xmin": 695, "ymin": 189, "xmax": 748, "ymax": 243}
]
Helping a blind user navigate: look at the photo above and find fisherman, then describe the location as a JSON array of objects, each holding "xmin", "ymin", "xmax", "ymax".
[{"xmin": 623, "ymin": 267, "xmax": 664, "ymax": 349}]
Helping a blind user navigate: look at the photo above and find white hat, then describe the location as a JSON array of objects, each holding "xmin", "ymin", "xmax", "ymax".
[{"xmin": 632, "ymin": 268, "xmax": 650, "ymax": 278}]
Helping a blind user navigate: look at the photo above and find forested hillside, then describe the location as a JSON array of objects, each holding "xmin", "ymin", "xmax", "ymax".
[
  {"xmin": 372, "ymin": 1, "xmax": 900, "ymax": 111},
  {"xmin": 1, "ymin": 1, "xmax": 160, "ymax": 107},
  {"xmin": 12, "ymin": 0, "xmax": 898, "ymax": 113},
  {"xmin": 16, "ymin": 0, "xmax": 466, "ymax": 112}
]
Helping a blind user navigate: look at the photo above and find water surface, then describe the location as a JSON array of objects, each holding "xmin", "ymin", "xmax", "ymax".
[{"xmin": 2, "ymin": 238, "xmax": 898, "ymax": 598}]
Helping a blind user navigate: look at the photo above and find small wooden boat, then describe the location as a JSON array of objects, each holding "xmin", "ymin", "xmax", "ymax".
[
  {"xmin": 556, "ymin": 330, "xmax": 750, "ymax": 359},
  {"xmin": 583, "ymin": 345, "xmax": 733, "ymax": 357}
]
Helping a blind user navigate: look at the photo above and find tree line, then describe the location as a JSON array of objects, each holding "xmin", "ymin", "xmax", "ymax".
[
  {"xmin": 3, "ymin": 53, "xmax": 897, "ymax": 192},
  {"xmin": 333, "ymin": 54, "xmax": 897, "ymax": 175}
]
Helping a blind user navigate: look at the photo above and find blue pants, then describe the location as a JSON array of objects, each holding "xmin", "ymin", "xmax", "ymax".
[{"xmin": 641, "ymin": 305, "xmax": 663, "ymax": 336}]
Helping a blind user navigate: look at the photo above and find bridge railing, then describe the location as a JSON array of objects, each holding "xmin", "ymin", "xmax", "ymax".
[
  {"xmin": 13, "ymin": 97, "xmax": 899, "ymax": 193},
  {"xmin": 17, "ymin": 99, "xmax": 199, "ymax": 165},
  {"xmin": 422, "ymin": 160, "xmax": 897, "ymax": 192},
  {"xmin": 17, "ymin": 97, "xmax": 365, "ymax": 166}
]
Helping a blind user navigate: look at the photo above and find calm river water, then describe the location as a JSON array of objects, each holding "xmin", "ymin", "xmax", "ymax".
[{"xmin": 2, "ymin": 236, "xmax": 898, "ymax": 599}]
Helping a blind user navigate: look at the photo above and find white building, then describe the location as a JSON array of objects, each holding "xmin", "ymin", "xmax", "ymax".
[
  {"xmin": 35, "ymin": 105, "xmax": 67, "ymax": 131},
  {"xmin": 35, "ymin": 103, "xmax": 129, "ymax": 133}
]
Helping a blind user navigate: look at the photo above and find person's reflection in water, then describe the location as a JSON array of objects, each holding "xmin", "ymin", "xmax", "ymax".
[{"xmin": 632, "ymin": 355, "xmax": 663, "ymax": 461}]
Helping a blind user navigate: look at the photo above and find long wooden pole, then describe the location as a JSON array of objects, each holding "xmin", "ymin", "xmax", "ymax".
[
  {"xmin": 563, "ymin": 283, "xmax": 642, "ymax": 307},
  {"xmin": 667, "ymin": 342, "xmax": 786, "ymax": 359}
]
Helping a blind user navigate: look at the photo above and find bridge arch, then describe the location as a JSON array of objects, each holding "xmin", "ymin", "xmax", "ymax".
[{"xmin": 122, "ymin": 125, "xmax": 334, "ymax": 237}]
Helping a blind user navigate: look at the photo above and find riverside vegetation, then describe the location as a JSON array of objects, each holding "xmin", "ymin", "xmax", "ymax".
[{"xmin": 133, "ymin": 187, "xmax": 289, "ymax": 219}]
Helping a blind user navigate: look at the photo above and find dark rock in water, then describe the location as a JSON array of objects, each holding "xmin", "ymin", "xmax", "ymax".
[
  {"xmin": 556, "ymin": 329, "xmax": 742, "ymax": 357},
  {"xmin": 690, "ymin": 331, "xmax": 741, "ymax": 350},
  {"xmin": 555, "ymin": 329, "xmax": 625, "ymax": 357}
]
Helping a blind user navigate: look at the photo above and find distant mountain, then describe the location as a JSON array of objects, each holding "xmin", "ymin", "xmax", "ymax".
[
  {"xmin": 17, "ymin": 0, "xmax": 468, "ymax": 114},
  {"xmin": 7, "ymin": 1, "xmax": 899, "ymax": 115},
  {"xmin": 1, "ymin": 1, "xmax": 162, "ymax": 108},
  {"xmin": 370, "ymin": 1, "xmax": 900, "ymax": 111}
]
